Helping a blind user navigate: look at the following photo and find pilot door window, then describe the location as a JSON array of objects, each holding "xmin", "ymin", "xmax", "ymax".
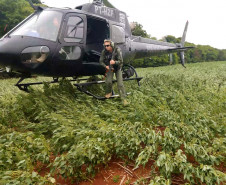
[{"xmin": 64, "ymin": 16, "xmax": 84, "ymax": 43}]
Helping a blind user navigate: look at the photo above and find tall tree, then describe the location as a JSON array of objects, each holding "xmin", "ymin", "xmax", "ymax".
[
  {"xmin": 163, "ymin": 35, "xmax": 180, "ymax": 43},
  {"xmin": 218, "ymin": 50, "xmax": 226, "ymax": 61},
  {"xmin": 25, "ymin": 0, "xmax": 41, "ymax": 4},
  {"xmin": 30, "ymin": 0, "xmax": 41, "ymax": 3},
  {"xmin": 103, "ymin": 0, "xmax": 115, "ymax": 8},
  {"xmin": 0, "ymin": 0, "xmax": 34, "ymax": 37},
  {"xmin": 131, "ymin": 22, "xmax": 150, "ymax": 38}
]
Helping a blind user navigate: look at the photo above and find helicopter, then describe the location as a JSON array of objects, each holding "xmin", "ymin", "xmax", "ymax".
[{"xmin": 0, "ymin": 0, "xmax": 193, "ymax": 99}]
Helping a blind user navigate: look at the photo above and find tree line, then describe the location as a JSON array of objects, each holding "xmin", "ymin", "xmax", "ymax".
[{"xmin": 0, "ymin": 0, "xmax": 225, "ymax": 68}]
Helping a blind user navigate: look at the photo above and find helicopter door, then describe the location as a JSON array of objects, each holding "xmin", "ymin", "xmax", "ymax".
[{"xmin": 57, "ymin": 13, "xmax": 86, "ymax": 62}]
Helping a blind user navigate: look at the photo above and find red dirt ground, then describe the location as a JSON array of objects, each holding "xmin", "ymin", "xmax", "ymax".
[
  {"xmin": 36, "ymin": 158, "xmax": 154, "ymax": 185},
  {"xmin": 36, "ymin": 157, "xmax": 195, "ymax": 185},
  {"xmin": 35, "ymin": 147, "xmax": 225, "ymax": 185},
  {"xmin": 79, "ymin": 159, "xmax": 154, "ymax": 185}
]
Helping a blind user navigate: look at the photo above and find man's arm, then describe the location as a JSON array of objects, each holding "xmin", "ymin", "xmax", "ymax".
[
  {"xmin": 99, "ymin": 50, "xmax": 106, "ymax": 68},
  {"xmin": 113, "ymin": 48, "xmax": 123, "ymax": 66}
]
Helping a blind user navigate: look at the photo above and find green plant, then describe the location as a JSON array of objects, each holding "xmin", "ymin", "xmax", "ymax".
[
  {"xmin": 0, "ymin": 62, "xmax": 225, "ymax": 184},
  {"xmin": 112, "ymin": 175, "xmax": 120, "ymax": 183}
]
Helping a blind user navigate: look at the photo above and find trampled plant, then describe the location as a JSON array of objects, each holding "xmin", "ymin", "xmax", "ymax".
[{"xmin": 0, "ymin": 62, "xmax": 225, "ymax": 184}]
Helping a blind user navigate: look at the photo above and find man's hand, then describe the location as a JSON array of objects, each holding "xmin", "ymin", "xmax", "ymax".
[
  {"xmin": 110, "ymin": 60, "xmax": 115, "ymax": 65},
  {"xmin": 106, "ymin": 66, "xmax": 110, "ymax": 70}
]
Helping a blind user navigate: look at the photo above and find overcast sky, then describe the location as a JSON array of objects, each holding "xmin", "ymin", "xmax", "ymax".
[{"xmin": 43, "ymin": 0, "xmax": 226, "ymax": 49}]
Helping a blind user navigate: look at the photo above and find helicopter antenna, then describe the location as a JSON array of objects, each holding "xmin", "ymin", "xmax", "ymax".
[{"xmin": 93, "ymin": 0, "xmax": 103, "ymax": 6}]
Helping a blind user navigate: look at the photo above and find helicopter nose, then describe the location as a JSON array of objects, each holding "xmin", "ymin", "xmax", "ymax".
[
  {"xmin": 0, "ymin": 47, "xmax": 10, "ymax": 67},
  {"xmin": 0, "ymin": 40, "xmax": 6, "ymax": 66},
  {"xmin": 0, "ymin": 47, "xmax": 7, "ymax": 67},
  {"xmin": 0, "ymin": 39, "xmax": 17, "ymax": 68}
]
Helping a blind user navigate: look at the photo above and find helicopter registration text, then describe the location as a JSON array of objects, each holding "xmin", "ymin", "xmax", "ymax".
[{"xmin": 94, "ymin": 5, "xmax": 115, "ymax": 18}]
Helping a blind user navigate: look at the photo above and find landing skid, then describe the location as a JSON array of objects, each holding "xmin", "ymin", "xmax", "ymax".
[
  {"xmin": 15, "ymin": 65, "xmax": 142, "ymax": 100},
  {"xmin": 15, "ymin": 77, "xmax": 71, "ymax": 92},
  {"xmin": 74, "ymin": 78, "xmax": 140, "ymax": 100},
  {"xmin": 15, "ymin": 76, "xmax": 142, "ymax": 99}
]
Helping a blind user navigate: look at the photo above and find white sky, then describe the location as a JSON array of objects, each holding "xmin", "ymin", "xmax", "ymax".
[{"xmin": 42, "ymin": 0, "xmax": 226, "ymax": 49}]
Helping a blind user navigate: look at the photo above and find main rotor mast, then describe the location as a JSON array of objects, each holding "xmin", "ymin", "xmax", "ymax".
[{"xmin": 93, "ymin": 0, "xmax": 103, "ymax": 6}]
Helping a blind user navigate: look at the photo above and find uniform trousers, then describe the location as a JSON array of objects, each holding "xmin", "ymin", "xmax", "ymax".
[{"xmin": 105, "ymin": 68, "xmax": 126, "ymax": 99}]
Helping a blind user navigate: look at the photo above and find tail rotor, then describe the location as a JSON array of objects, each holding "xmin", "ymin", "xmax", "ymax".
[
  {"xmin": 179, "ymin": 21, "xmax": 189, "ymax": 68},
  {"xmin": 181, "ymin": 21, "xmax": 189, "ymax": 47}
]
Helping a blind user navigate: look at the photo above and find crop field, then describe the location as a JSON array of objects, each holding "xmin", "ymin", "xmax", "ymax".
[{"xmin": 0, "ymin": 61, "xmax": 225, "ymax": 185}]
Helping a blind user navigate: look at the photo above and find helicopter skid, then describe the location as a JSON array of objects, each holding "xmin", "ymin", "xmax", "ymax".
[
  {"xmin": 74, "ymin": 77, "xmax": 141, "ymax": 100},
  {"xmin": 76, "ymin": 85, "xmax": 131, "ymax": 100},
  {"xmin": 15, "ymin": 76, "xmax": 142, "ymax": 100},
  {"xmin": 15, "ymin": 77, "xmax": 77, "ymax": 92}
]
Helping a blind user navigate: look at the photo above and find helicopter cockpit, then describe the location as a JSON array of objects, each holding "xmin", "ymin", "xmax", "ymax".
[
  {"xmin": 10, "ymin": 11, "xmax": 63, "ymax": 42},
  {"xmin": 0, "ymin": 4, "xmax": 120, "ymax": 76}
]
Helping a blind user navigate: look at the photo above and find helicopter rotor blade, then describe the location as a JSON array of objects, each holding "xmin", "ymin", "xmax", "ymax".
[
  {"xmin": 181, "ymin": 21, "xmax": 189, "ymax": 47},
  {"xmin": 179, "ymin": 21, "xmax": 189, "ymax": 68}
]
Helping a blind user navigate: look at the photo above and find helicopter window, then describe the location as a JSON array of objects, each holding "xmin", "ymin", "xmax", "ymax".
[
  {"xmin": 111, "ymin": 25, "xmax": 125, "ymax": 44},
  {"xmin": 64, "ymin": 16, "xmax": 84, "ymax": 43},
  {"xmin": 10, "ymin": 11, "xmax": 62, "ymax": 42}
]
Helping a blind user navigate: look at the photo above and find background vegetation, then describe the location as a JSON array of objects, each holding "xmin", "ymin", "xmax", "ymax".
[
  {"xmin": 0, "ymin": 0, "xmax": 41, "ymax": 36},
  {"xmin": 0, "ymin": 62, "xmax": 225, "ymax": 184}
]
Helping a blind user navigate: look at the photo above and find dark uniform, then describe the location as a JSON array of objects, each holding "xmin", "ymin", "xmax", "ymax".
[{"xmin": 99, "ymin": 46, "xmax": 126, "ymax": 99}]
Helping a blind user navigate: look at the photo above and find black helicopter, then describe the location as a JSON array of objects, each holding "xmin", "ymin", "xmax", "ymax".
[{"xmin": 0, "ymin": 0, "xmax": 192, "ymax": 99}]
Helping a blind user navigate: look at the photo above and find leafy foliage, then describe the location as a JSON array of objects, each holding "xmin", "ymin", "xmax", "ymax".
[
  {"xmin": 131, "ymin": 22, "xmax": 150, "ymax": 38},
  {"xmin": 0, "ymin": 62, "xmax": 225, "ymax": 183},
  {"xmin": 0, "ymin": 171, "xmax": 55, "ymax": 185},
  {"xmin": 103, "ymin": 0, "xmax": 115, "ymax": 8},
  {"xmin": 0, "ymin": 0, "xmax": 34, "ymax": 36}
]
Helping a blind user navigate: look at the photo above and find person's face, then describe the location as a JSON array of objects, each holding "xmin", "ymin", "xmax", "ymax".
[
  {"xmin": 104, "ymin": 41, "xmax": 112, "ymax": 52},
  {"xmin": 53, "ymin": 18, "xmax": 60, "ymax": 27}
]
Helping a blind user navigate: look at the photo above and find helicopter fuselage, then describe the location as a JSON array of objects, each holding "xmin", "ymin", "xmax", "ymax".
[{"xmin": 0, "ymin": 2, "xmax": 184, "ymax": 78}]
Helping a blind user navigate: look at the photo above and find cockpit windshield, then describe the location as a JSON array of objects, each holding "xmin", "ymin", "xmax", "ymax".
[{"xmin": 11, "ymin": 11, "xmax": 63, "ymax": 42}]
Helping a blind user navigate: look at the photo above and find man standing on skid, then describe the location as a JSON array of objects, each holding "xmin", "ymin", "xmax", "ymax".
[{"xmin": 99, "ymin": 39, "xmax": 127, "ymax": 104}]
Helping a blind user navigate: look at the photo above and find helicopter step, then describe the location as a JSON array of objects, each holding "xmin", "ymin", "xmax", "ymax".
[
  {"xmin": 74, "ymin": 78, "xmax": 139, "ymax": 100},
  {"xmin": 76, "ymin": 84, "xmax": 131, "ymax": 100},
  {"xmin": 73, "ymin": 77, "xmax": 142, "ymax": 87}
]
